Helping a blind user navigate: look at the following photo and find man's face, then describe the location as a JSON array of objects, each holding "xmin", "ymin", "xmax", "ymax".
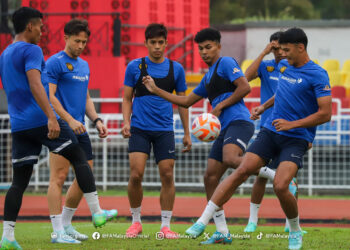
[
  {"xmin": 145, "ymin": 36, "xmax": 167, "ymax": 60},
  {"xmin": 197, "ymin": 40, "xmax": 221, "ymax": 66},
  {"xmin": 29, "ymin": 18, "xmax": 43, "ymax": 44},
  {"xmin": 64, "ymin": 31, "xmax": 88, "ymax": 58},
  {"xmin": 281, "ymin": 43, "xmax": 301, "ymax": 67},
  {"xmin": 271, "ymin": 40, "xmax": 286, "ymax": 63}
]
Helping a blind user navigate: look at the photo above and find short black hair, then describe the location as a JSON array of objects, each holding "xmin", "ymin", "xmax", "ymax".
[
  {"xmin": 12, "ymin": 7, "xmax": 43, "ymax": 34},
  {"xmin": 145, "ymin": 23, "xmax": 167, "ymax": 40},
  {"xmin": 64, "ymin": 19, "xmax": 91, "ymax": 37},
  {"xmin": 279, "ymin": 27, "xmax": 308, "ymax": 49},
  {"xmin": 194, "ymin": 28, "xmax": 221, "ymax": 44},
  {"xmin": 270, "ymin": 31, "xmax": 283, "ymax": 42}
]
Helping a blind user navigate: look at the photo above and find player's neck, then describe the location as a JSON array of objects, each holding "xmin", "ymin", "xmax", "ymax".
[
  {"xmin": 13, "ymin": 34, "xmax": 31, "ymax": 44},
  {"xmin": 64, "ymin": 49, "xmax": 78, "ymax": 60},
  {"xmin": 207, "ymin": 55, "xmax": 220, "ymax": 67},
  {"xmin": 294, "ymin": 54, "xmax": 310, "ymax": 68},
  {"xmin": 148, "ymin": 55, "xmax": 165, "ymax": 64}
]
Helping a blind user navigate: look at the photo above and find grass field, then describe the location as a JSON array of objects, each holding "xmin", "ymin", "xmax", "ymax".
[{"xmin": 4, "ymin": 221, "xmax": 350, "ymax": 250}]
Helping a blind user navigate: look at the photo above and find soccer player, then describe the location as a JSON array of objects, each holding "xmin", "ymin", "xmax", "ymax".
[
  {"xmin": 184, "ymin": 27, "xmax": 332, "ymax": 250},
  {"xmin": 121, "ymin": 23, "xmax": 192, "ymax": 239},
  {"xmin": 46, "ymin": 19, "xmax": 117, "ymax": 242},
  {"xmin": 243, "ymin": 31, "xmax": 298, "ymax": 233},
  {"xmin": 142, "ymin": 27, "xmax": 255, "ymax": 244},
  {"xmin": 0, "ymin": 7, "xmax": 108, "ymax": 249}
]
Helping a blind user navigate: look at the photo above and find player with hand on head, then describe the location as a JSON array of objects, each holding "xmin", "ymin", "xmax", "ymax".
[
  {"xmin": 184, "ymin": 27, "xmax": 332, "ymax": 250},
  {"xmin": 46, "ymin": 19, "xmax": 117, "ymax": 243},
  {"xmin": 122, "ymin": 23, "xmax": 192, "ymax": 239},
  {"xmin": 0, "ymin": 7, "xmax": 109, "ymax": 249},
  {"xmin": 142, "ymin": 27, "xmax": 255, "ymax": 245}
]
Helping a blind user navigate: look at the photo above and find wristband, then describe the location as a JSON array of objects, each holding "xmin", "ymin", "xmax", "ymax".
[{"xmin": 93, "ymin": 118, "xmax": 103, "ymax": 127}]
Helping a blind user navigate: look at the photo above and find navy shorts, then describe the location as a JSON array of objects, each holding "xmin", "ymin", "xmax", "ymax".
[
  {"xmin": 128, "ymin": 127, "xmax": 176, "ymax": 164},
  {"xmin": 76, "ymin": 133, "xmax": 93, "ymax": 160},
  {"xmin": 209, "ymin": 120, "xmax": 255, "ymax": 162},
  {"xmin": 247, "ymin": 127, "xmax": 309, "ymax": 169},
  {"xmin": 11, "ymin": 119, "xmax": 78, "ymax": 168}
]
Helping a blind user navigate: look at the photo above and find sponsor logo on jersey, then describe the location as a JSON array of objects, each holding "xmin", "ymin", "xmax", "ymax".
[
  {"xmin": 323, "ymin": 85, "xmax": 331, "ymax": 91},
  {"xmin": 66, "ymin": 63, "xmax": 74, "ymax": 71},
  {"xmin": 233, "ymin": 67, "xmax": 240, "ymax": 74},
  {"xmin": 281, "ymin": 76, "xmax": 303, "ymax": 84},
  {"xmin": 72, "ymin": 75, "xmax": 89, "ymax": 81}
]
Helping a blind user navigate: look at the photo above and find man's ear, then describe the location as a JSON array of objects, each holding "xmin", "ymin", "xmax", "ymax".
[
  {"xmin": 298, "ymin": 43, "xmax": 305, "ymax": 52},
  {"xmin": 26, "ymin": 22, "xmax": 33, "ymax": 32}
]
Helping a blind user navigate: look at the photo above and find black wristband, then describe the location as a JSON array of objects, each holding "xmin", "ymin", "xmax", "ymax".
[{"xmin": 93, "ymin": 118, "xmax": 102, "ymax": 127}]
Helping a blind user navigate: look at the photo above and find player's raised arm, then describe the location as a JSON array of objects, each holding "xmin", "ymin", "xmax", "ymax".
[{"xmin": 142, "ymin": 75, "xmax": 202, "ymax": 108}]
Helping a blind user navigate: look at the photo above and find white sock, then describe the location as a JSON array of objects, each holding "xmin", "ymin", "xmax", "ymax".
[
  {"xmin": 2, "ymin": 221, "xmax": 15, "ymax": 241},
  {"xmin": 197, "ymin": 200, "xmax": 219, "ymax": 225},
  {"xmin": 213, "ymin": 210, "xmax": 229, "ymax": 235},
  {"xmin": 50, "ymin": 214, "xmax": 64, "ymax": 232},
  {"xmin": 287, "ymin": 215, "xmax": 302, "ymax": 232},
  {"xmin": 83, "ymin": 191, "xmax": 103, "ymax": 214},
  {"xmin": 130, "ymin": 206, "xmax": 141, "ymax": 224},
  {"xmin": 258, "ymin": 166, "xmax": 276, "ymax": 181},
  {"xmin": 160, "ymin": 210, "xmax": 172, "ymax": 229},
  {"xmin": 62, "ymin": 206, "xmax": 77, "ymax": 227},
  {"xmin": 285, "ymin": 218, "xmax": 290, "ymax": 230},
  {"xmin": 248, "ymin": 202, "xmax": 260, "ymax": 224}
]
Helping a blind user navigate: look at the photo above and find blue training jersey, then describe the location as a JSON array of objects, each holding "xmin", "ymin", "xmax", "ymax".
[
  {"xmin": 124, "ymin": 56, "xmax": 187, "ymax": 131},
  {"xmin": 46, "ymin": 51, "xmax": 90, "ymax": 124},
  {"xmin": 258, "ymin": 59, "xmax": 280, "ymax": 126},
  {"xmin": 0, "ymin": 42, "xmax": 50, "ymax": 132},
  {"xmin": 264, "ymin": 59, "xmax": 331, "ymax": 142},
  {"xmin": 193, "ymin": 56, "xmax": 252, "ymax": 130}
]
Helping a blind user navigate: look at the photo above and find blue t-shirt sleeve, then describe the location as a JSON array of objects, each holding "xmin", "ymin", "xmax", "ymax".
[
  {"xmin": 193, "ymin": 77, "xmax": 208, "ymax": 98},
  {"xmin": 46, "ymin": 57, "xmax": 61, "ymax": 85},
  {"xmin": 312, "ymin": 70, "xmax": 331, "ymax": 98},
  {"xmin": 124, "ymin": 60, "xmax": 140, "ymax": 88},
  {"xmin": 24, "ymin": 45, "xmax": 44, "ymax": 72},
  {"xmin": 217, "ymin": 57, "xmax": 245, "ymax": 83},
  {"xmin": 174, "ymin": 62, "xmax": 187, "ymax": 92}
]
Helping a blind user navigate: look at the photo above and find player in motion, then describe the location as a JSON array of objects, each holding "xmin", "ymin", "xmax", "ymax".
[
  {"xmin": 0, "ymin": 7, "xmax": 109, "ymax": 249},
  {"xmin": 46, "ymin": 19, "xmax": 117, "ymax": 243},
  {"xmin": 244, "ymin": 31, "xmax": 299, "ymax": 233},
  {"xmin": 183, "ymin": 27, "xmax": 332, "ymax": 250},
  {"xmin": 142, "ymin": 27, "xmax": 256, "ymax": 245},
  {"xmin": 122, "ymin": 23, "xmax": 192, "ymax": 239}
]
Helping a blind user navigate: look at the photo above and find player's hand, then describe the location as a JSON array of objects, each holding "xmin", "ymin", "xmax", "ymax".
[
  {"xmin": 142, "ymin": 75, "xmax": 157, "ymax": 93},
  {"xmin": 262, "ymin": 41, "xmax": 277, "ymax": 56},
  {"xmin": 47, "ymin": 117, "xmax": 60, "ymax": 139},
  {"xmin": 182, "ymin": 134, "xmax": 192, "ymax": 152},
  {"xmin": 121, "ymin": 123, "xmax": 131, "ymax": 138},
  {"xmin": 96, "ymin": 120, "xmax": 108, "ymax": 138},
  {"xmin": 272, "ymin": 119, "xmax": 295, "ymax": 131},
  {"xmin": 250, "ymin": 105, "xmax": 265, "ymax": 120},
  {"xmin": 68, "ymin": 119, "xmax": 86, "ymax": 135}
]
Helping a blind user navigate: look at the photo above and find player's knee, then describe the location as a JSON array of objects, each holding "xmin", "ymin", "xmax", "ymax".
[
  {"xmin": 223, "ymin": 155, "xmax": 241, "ymax": 169},
  {"xmin": 273, "ymin": 180, "xmax": 289, "ymax": 196},
  {"xmin": 129, "ymin": 171, "xmax": 143, "ymax": 185},
  {"xmin": 160, "ymin": 171, "xmax": 174, "ymax": 184},
  {"xmin": 203, "ymin": 172, "xmax": 219, "ymax": 186},
  {"xmin": 50, "ymin": 173, "xmax": 66, "ymax": 187},
  {"xmin": 235, "ymin": 166, "xmax": 251, "ymax": 180}
]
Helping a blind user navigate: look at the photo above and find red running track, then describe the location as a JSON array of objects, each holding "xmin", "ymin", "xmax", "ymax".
[{"xmin": 0, "ymin": 196, "xmax": 349, "ymax": 222}]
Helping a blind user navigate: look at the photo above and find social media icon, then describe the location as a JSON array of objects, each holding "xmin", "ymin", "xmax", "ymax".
[
  {"xmin": 92, "ymin": 232, "xmax": 101, "ymax": 240},
  {"xmin": 156, "ymin": 232, "xmax": 164, "ymax": 240},
  {"xmin": 257, "ymin": 232, "xmax": 263, "ymax": 240}
]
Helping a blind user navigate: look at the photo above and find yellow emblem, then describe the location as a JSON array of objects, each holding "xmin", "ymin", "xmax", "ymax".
[
  {"xmin": 280, "ymin": 66, "xmax": 287, "ymax": 73},
  {"xmin": 266, "ymin": 66, "xmax": 274, "ymax": 72},
  {"xmin": 139, "ymin": 63, "xmax": 148, "ymax": 69},
  {"xmin": 66, "ymin": 63, "xmax": 74, "ymax": 71}
]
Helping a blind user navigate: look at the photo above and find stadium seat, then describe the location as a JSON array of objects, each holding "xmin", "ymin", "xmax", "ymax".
[
  {"xmin": 331, "ymin": 86, "xmax": 346, "ymax": 99},
  {"xmin": 249, "ymin": 77, "xmax": 261, "ymax": 87},
  {"xmin": 322, "ymin": 59, "xmax": 340, "ymax": 72},
  {"xmin": 249, "ymin": 86, "xmax": 260, "ymax": 97},
  {"xmin": 241, "ymin": 59, "xmax": 253, "ymax": 73},
  {"xmin": 312, "ymin": 59, "xmax": 319, "ymax": 64},
  {"xmin": 186, "ymin": 74, "xmax": 203, "ymax": 84},
  {"xmin": 328, "ymin": 71, "xmax": 342, "ymax": 86},
  {"xmin": 341, "ymin": 98, "xmax": 350, "ymax": 108},
  {"xmin": 341, "ymin": 59, "xmax": 350, "ymax": 72}
]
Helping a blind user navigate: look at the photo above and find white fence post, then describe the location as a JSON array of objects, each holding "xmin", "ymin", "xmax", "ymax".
[{"xmin": 308, "ymin": 149, "xmax": 313, "ymax": 196}]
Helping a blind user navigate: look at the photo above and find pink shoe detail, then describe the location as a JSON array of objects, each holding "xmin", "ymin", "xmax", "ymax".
[
  {"xmin": 161, "ymin": 226, "xmax": 179, "ymax": 239},
  {"xmin": 126, "ymin": 222, "xmax": 142, "ymax": 238}
]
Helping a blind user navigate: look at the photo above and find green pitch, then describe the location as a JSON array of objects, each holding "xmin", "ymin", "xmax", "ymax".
[{"xmin": 3, "ymin": 222, "xmax": 350, "ymax": 250}]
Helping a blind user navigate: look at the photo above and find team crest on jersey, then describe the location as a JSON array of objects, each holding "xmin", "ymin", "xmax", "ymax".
[
  {"xmin": 66, "ymin": 63, "xmax": 74, "ymax": 71},
  {"xmin": 266, "ymin": 66, "xmax": 274, "ymax": 72},
  {"xmin": 280, "ymin": 66, "xmax": 287, "ymax": 73},
  {"xmin": 139, "ymin": 63, "xmax": 148, "ymax": 69},
  {"xmin": 233, "ymin": 68, "xmax": 240, "ymax": 74}
]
